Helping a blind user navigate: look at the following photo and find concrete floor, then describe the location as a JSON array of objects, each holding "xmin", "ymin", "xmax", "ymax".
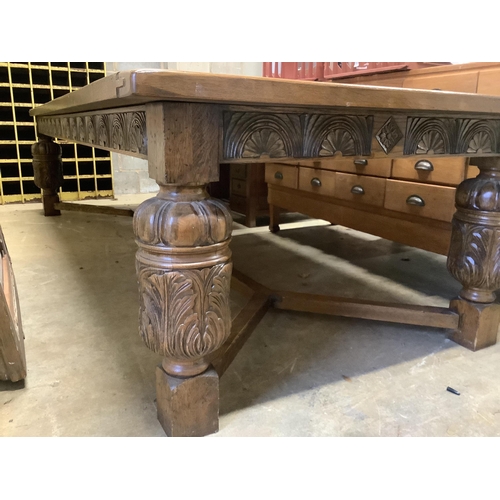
[{"xmin": 1, "ymin": 195, "xmax": 500, "ymax": 437}]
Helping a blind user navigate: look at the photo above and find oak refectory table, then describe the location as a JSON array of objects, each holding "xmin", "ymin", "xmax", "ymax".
[{"xmin": 30, "ymin": 70, "xmax": 500, "ymax": 436}]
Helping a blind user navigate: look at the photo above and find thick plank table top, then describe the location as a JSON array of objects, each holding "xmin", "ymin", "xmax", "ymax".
[
  {"xmin": 30, "ymin": 70, "xmax": 500, "ymax": 166},
  {"xmin": 29, "ymin": 69, "xmax": 500, "ymax": 115}
]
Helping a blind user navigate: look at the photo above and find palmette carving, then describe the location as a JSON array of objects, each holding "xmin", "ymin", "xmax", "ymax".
[
  {"xmin": 223, "ymin": 112, "xmax": 302, "ymax": 158},
  {"xmin": 457, "ymin": 119, "xmax": 498, "ymax": 154},
  {"xmin": 37, "ymin": 109, "xmax": 147, "ymax": 156},
  {"xmin": 303, "ymin": 114, "xmax": 373, "ymax": 157},
  {"xmin": 222, "ymin": 111, "xmax": 373, "ymax": 159},
  {"xmin": 138, "ymin": 263, "xmax": 232, "ymax": 361},
  {"xmin": 404, "ymin": 117, "xmax": 500, "ymax": 155}
]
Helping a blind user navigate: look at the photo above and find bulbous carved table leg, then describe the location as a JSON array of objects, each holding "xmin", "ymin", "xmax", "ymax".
[
  {"xmin": 133, "ymin": 185, "xmax": 233, "ymax": 436},
  {"xmin": 447, "ymin": 158, "xmax": 500, "ymax": 350},
  {"xmin": 31, "ymin": 135, "xmax": 63, "ymax": 216}
]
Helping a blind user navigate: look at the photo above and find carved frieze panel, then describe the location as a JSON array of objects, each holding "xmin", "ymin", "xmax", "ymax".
[
  {"xmin": 404, "ymin": 117, "xmax": 500, "ymax": 155},
  {"xmin": 223, "ymin": 111, "xmax": 373, "ymax": 159},
  {"xmin": 36, "ymin": 107, "xmax": 500, "ymax": 162},
  {"xmin": 37, "ymin": 110, "xmax": 147, "ymax": 156}
]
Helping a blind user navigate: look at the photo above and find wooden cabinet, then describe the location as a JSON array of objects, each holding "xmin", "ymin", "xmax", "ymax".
[
  {"xmin": 403, "ymin": 71, "xmax": 479, "ymax": 92},
  {"xmin": 267, "ymin": 159, "xmax": 458, "ymax": 255},
  {"xmin": 228, "ymin": 163, "xmax": 269, "ymax": 227}
]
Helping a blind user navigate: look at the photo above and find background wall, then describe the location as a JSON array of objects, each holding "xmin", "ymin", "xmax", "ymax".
[{"xmin": 105, "ymin": 62, "xmax": 263, "ymax": 195}]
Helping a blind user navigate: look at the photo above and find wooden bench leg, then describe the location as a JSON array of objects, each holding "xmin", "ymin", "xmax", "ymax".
[
  {"xmin": 447, "ymin": 158, "xmax": 500, "ymax": 351},
  {"xmin": 31, "ymin": 134, "xmax": 63, "ymax": 216},
  {"xmin": 269, "ymin": 204, "xmax": 282, "ymax": 233},
  {"xmin": 133, "ymin": 185, "xmax": 233, "ymax": 436}
]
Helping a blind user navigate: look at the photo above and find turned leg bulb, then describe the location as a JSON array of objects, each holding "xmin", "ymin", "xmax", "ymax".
[
  {"xmin": 31, "ymin": 134, "xmax": 63, "ymax": 216},
  {"xmin": 447, "ymin": 162, "xmax": 500, "ymax": 304},
  {"xmin": 133, "ymin": 185, "xmax": 233, "ymax": 378}
]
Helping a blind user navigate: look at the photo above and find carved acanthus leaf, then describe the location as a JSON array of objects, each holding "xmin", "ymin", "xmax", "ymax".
[
  {"xmin": 447, "ymin": 220, "xmax": 500, "ymax": 293},
  {"xmin": 138, "ymin": 263, "xmax": 232, "ymax": 361}
]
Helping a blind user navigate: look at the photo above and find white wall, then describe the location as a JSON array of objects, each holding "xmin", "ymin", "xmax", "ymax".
[{"xmin": 167, "ymin": 62, "xmax": 262, "ymax": 77}]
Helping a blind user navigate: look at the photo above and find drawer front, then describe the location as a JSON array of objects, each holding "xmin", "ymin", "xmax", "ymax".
[
  {"xmin": 231, "ymin": 178, "xmax": 247, "ymax": 197},
  {"xmin": 384, "ymin": 180, "xmax": 456, "ymax": 222},
  {"xmin": 403, "ymin": 71, "xmax": 479, "ymax": 93},
  {"xmin": 298, "ymin": 167, "xmax": 336, "ymax": 196},
  {"xmin": 334, "ymin": 173, "xmax": 386, "ymax": 207},
  {"xmin": 317, "ymin": 158, "xmax": 392, "ymax": 178},
  {"xmin": 265, "ymin": 163, "xmax": 298, "ymax": 189},
  {"xmin": 231, "ymin": 164, "xmax": 247, "ymax": 180},
  {"xmin": 392, "ymin": 157, "xmax": 466, "ymax": 186}
]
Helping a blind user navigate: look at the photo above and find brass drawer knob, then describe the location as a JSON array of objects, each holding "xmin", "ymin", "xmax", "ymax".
[
  {"xmin": 351, "ymin": 185, "xmax": 365, "ymax": 195},
  {"xmin": 414, "ymin": 160, "xmax": 434, "ymax": 171},
  {"xmin": 274, "ymin": 171, "xmax": 283, "ymax": 180},
  {"xmin": 311, "ymin": 177, "xmax": 322, "ymax": 187},
  {"xmin": 406, "ymin": 195, "xmax": 425, "ymax": 207},
  {"xmin": 354, "ymin": 159, "xmax": 368, "ymax": 166}
]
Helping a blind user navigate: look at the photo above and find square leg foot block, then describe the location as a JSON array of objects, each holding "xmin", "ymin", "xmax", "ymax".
[
  {"xmin": 449, "ymin": 298, "xmax": 500, "ymax": 351},
  {"xmin": 156, "ymin": 365, "xmax": 219, "ymax": 437}
]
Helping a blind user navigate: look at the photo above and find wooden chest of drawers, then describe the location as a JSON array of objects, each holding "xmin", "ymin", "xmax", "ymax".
[
  {"xmin": 229, "ymin": 163, "xmax": 269, "ymax": 227},
  {"xmin": 266, "ymin": 155, "xmax": 476, "ymax": 255}
]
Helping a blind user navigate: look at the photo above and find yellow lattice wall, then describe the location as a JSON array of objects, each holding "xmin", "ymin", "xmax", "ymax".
[{"xmin": 0, "ymin": 62, "xmax": 113, "ymax": 204}]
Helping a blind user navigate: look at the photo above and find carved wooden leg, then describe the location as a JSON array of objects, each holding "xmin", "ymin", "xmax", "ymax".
[
  {"xmin": 133, "ymin": 186, "xmax": 233, "ymax": 436},
  {"xmin": 31, "ymin": 135, "xmax": 63, "ymax": 216},
  {"xmin": 447, "ymin": 158, "xmax": 500, "ymax": 351}
]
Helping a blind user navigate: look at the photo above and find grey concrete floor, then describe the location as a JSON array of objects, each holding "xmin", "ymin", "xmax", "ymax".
[{"xmin": 1, "ymin": 195, "xmax": 500, "ymax": 437}]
